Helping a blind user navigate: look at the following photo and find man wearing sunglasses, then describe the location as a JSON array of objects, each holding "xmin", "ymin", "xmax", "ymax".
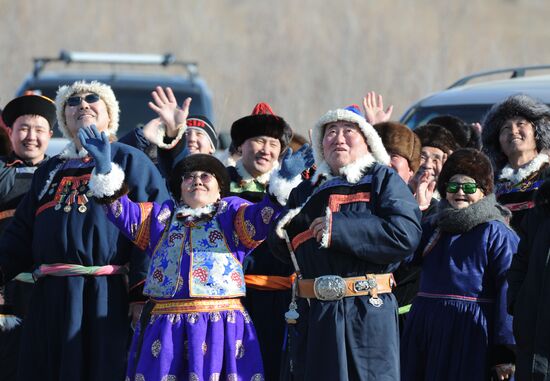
[
  {"xmin": 0, "ymin": 81, "xmax": 170, "ymax": 380},
  {"xmin": 0, "ymin": 94, "xmax": 56, "ymax": 381}
]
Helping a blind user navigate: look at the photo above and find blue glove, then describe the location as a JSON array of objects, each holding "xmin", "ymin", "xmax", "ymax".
[
  {"xmin": 279, "ymin": 144, "xmax": 314, "ymax": 180},
  {"xmin": 78, "ymin": 125, "xmax": 112, "ymax": 174}
]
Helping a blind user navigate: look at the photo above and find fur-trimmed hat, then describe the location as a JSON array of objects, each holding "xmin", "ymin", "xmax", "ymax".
[
  {"xmin": 2, "ymin": 95, "xmax": 56, "ymax": 129},
  {"xmin": 415, "ymin": 124, "xmax": 459, "ymax": 154},
  {"xmin": 230, "ymin": 102, "xmax": 293, "ymax": 150},
  {"xmin": 482, "ymin": 94, "xmax": 550, "ymax": 172},
  {"xmin": 186, "ymin": 115, "xmax": 218, "ymax": 151},
  {"xmin": 428, "ymin": 115, "xmax": 481, "ymax": 150},
  {"xmin": 312, "ymin": 105, "xmax": 390, "ymax": 169},
  {"xmin": 374, "ymin": 121, "xmax": 421, "ymax": 172},
  {"xmin": 437, "ymin": 148, "xmax": 494, "ymax": 196},
  {"xmin": 55, "ymin": 81, "xmax": 120, "ymax": 139},
  {"xmin": 168, "ymin": 153, "xmax": 230, "ymax": 201}
]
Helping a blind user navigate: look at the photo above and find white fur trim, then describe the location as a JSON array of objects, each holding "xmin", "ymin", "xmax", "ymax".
[
  {"xmin": 55, "ymin": 80, "xmax": 120, "ymax": 139},
  {"xmin": 311, "ymin": 154, "xmax": 377, "ymax": 185},
  {"xmin": 88, "ymin": 163, "xmax": 125, "ymax": 198},
  {"xmin": 150, "ymin": 123, "xmax": 187, "ymax": 150},
  {"xmin": 319, "ymin": 207, "xmax": 332, "ymax": 248},
  {"xmin": 275, "ymin": 205, "xmax": 304, "ymax": 239},
  {"xmin": 235, "ymin": 159, "xmax": 278, "ymax": 185},
  {"xmin": 0, "ymin": 315, "xmax": 21, "ymax": 331},
  {"xmin": 268, "ymin": 170, "xmax": 303, "ymax": 206},
  {"xmin": 175, "ymin": 203, "xmax": 217, "ymax": 218},
  {"xmin": 59, "ymin": 141, "xmax": 89, "ymax": 159},
  {"xmin": 498, "ymin": 153, "xmax": 549, "ymax": 184},
  {"xmin": 311, "ymin": 109, "xmax": 390, "ymax": 168}
]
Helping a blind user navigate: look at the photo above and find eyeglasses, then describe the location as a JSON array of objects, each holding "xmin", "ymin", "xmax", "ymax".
[
  {"xmin": 66, "ymin": 93, "xmax": 100, "ymax": 107},
  {"xmin": 446, "ymin": 182, "xmax": 479, "ymax": 194},
  {"xmin": 182, "ymin": 172, "xmax": 215, "ymax": 184}
]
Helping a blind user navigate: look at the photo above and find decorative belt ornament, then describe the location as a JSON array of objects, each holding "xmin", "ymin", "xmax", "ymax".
[{"xmin": 313, "ymin": 275, "xmax": 347, "ymax": 301}]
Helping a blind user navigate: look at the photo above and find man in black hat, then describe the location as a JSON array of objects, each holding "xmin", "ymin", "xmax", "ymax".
[
  {"xmin": 0, "ymin": 94, "xmax": 56, "ymax": 381},
  {"xmin": 228, "ymin": 102, "xmax": 296, "ymax": 381}
]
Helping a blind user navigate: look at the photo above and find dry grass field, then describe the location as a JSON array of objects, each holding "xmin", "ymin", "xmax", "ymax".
[{"xmin": 1, "ymin": 0, "xmax": 550, "ymax": 135}]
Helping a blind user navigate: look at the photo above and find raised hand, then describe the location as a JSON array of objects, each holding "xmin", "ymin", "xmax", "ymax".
[
  {"xmin": 78, "ymin": 125, "xmax": 112, "ymax": 174},
  {"xmin": 279, "ymin": 144, "xmax": 314, "ymax": 180},
  {"xmin": 148, "ymin": 86, "xmax": 191, "ymax": 138},
  {"xmin": 362, "ymin": 91, "xmax": 394, "ymax": 125}
]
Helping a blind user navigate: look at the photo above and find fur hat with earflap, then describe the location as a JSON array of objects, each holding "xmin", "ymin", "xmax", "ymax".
[
  {"xmin": 436, "ymin": 148, "xmax": 495, "ymax": 197},
  {"xmin": 374, "ymin": 121, "xmax": 421, "ymax": 172},
  {"xmin": 482, "ymin": 94, "xmax": 550, "ymax": 173},
  {"xmin": 55, "ymin": 81, "xmax": 120, "ymax": 139},
  {"xmin": 311, "ymin": 105, "xmax": 390, "ymax": 183}
]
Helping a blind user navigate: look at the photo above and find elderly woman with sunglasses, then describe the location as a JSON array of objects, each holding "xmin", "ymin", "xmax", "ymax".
[
  {"xmin": 400, "ymin": 149, "xmax": 518, "ymax": 381},
  {"xmin": 79, "ymin": 125, "xmax": 313, "ymax": 381}
]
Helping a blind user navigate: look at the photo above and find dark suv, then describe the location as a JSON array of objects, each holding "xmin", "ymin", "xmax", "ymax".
[
  {"xmin": 400, "ymin": 65, "xmax": 550, "ymax": 128},
  {"xmin": 16, "ymin": 51, "xmax": 214, "ymax": 154}
]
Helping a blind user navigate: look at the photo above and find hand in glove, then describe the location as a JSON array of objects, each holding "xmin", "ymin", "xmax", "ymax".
[
  {"xmin": 78, "ymin": 125, "xmax": 112, "ymax": 174},
  {"xmin": 278, "ymin": 144, "xmax": 314, "ymax": 180}
]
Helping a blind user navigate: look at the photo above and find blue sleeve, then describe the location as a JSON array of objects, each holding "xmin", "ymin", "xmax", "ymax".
[
  {"xmin": 329, "ymin": 168, "xmax": 422, "ymax": 264},
  {"xmin": 488, "ymin": 222, "xmax": 518, "ymax": 346},
  {"xmin": 118, "ymin": 126, "xmax": 152, "ymax": 153}
]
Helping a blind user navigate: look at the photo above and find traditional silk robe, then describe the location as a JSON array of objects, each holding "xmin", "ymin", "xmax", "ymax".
[
  {"xmin": 268, "ymin": 163, "xmax": 422, "ymax": 381},
  {"xmin": 0, "ymin": 142, "xmax": 169, "ymax": 381},
  {"xmin": 104, "ymin": 192, "xmax": 282, "ymax": 381}
]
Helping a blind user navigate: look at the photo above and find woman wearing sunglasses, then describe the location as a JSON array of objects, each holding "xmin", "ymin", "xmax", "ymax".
[
  {"xmin": 401, "ymin": 149, "xmax": 518, "ymax": 381},
  {"xmin": 78, "ymin": 125, "xmax": 313, "ymax": 381}
]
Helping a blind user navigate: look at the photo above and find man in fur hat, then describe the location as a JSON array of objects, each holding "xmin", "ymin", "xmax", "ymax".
[
  {"xmin": 373, "ymin": 121, "xmax": 421, "ymax": 184},
  {"xmin": 482, "ymin": 94, "xmax": 550, "ymax": 231},
  {"xmin": 227, "ymin": 102, "xmax": 297, "ymax": 381},
  {"xmin": 268, "ymin": 105, "xmax": 421, "ymax": 381},
  {"xmin": 0, "ymin": 81, "xmax": 170, "ymax": 380},
  {"xmin": 0, "ymin": 94, "xmax": 56, "ymax": 381}
]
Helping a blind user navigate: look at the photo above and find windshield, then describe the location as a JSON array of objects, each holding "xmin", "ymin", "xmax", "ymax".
[{"xmin": 400, "ymin": 104, "xmax": 492, "ymax": 129}]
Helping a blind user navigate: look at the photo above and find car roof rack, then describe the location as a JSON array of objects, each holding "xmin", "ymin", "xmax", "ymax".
[
  {"xmin": 32, "ymin": 50, "xmax": 199, "ymax": 79},
  {"xmin": 448, "ymin": 65, "xmax": 550, "ymax": 89}
]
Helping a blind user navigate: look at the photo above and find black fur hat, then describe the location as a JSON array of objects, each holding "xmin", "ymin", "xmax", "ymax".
[
  {"xmin": 415, "ymin": 124, "xmax": 459, "ymax": 154},
  {"xmin": 437, "ymin": 148, "xmax": 494, "ymax": 196},
  {"xmin": 428, "ymin": 115, "xmax": 482, "ymax": 150},
  {"xmin": 230, "ymin": 102, "xmax": 292, "ymax": 150},
  {"xmin": 482, "ymin": 94, "xmax": 550, "ymax": 172},
  {"xmin": 168, "ymin": 154, "xmax": 230, "ymax": 201}
]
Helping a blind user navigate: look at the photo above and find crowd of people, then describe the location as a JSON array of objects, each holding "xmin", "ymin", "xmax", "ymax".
[{"xmin": 0, "ymin": 81, "xmax": 549, "ymax": 381}]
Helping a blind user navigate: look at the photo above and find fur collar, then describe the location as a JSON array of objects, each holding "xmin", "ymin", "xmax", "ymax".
[
  {"xmin": 436, "ymin": 194, "xmax": 508, "ymax": 233},
  {"xmin": 175, "ymin": 202, "xmax": 219, "ymax": 223},
  {"xmin": 59, "ymin": 141, "xmax": 89, "ymax": 159},
  {"xmin": 498, "ymin": 153, "xmax": 549, "ymax": 184},
  {"xmin": 311, "ymin": 154, "xmax": 376, "ymax": 184},
  {"xmin": 235, "ymin": 159, "xmax": 278, "ymax": 185}
]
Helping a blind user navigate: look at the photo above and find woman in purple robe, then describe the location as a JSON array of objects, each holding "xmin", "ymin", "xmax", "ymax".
[{"xmin": 79, "ymin": 125, "xmax": 312, "ymax": 381}]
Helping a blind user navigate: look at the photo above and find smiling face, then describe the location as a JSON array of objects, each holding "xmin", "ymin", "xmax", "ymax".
[
  {"xmin": 498, "ymin": 116, "xmax": 538, "ymax": 161},
  {"xmin": 180, "ymin": 171, "xmax": 221, "ymax": 208},
  {"xmin": 418, "ymin": 146, "xmax": 447, "ymax": 183},
  {"xmin": 445, "ymin": 174, "xmax": 485, "ymax": 209},
  {"xmin": 8, "ymin": 114, "xmax": 52, "ymax": 164},
  {"xmin": 322, "ymin": 121, "xmax": 370, "ymax": 173},
  {"xmin": 64, "ymin": 92, "xmax": 111, "ymax": 142},
  {"xmin": 185, "ymin": 128, "xmax": 214, "ymax": 154},
  {"xmin": 389, "ymin": 153, "xmax": 414, "ymax": 183},
  {"xmin": 239, "ymin": 135, "xmax": 281, "ymax": 177}
]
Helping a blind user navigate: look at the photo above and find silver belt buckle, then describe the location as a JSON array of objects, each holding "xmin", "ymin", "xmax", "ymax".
[
  {"xmin": 313, "ymin": 275, "xmax": 347, "ymax": 301},
  {"xmin": 353, "ymin": 278, "xmax": 377, "ymax": 293}
]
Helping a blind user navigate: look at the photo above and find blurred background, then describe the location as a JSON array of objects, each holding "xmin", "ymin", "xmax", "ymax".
[{"xmin": 2, "ymin": 0, "xmax": 550, "ymax": 136}]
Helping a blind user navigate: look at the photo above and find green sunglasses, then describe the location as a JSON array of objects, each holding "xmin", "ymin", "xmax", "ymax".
[{"xmin": 446, "ymin": 182, "xmax": 479, "ymax": 194}]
